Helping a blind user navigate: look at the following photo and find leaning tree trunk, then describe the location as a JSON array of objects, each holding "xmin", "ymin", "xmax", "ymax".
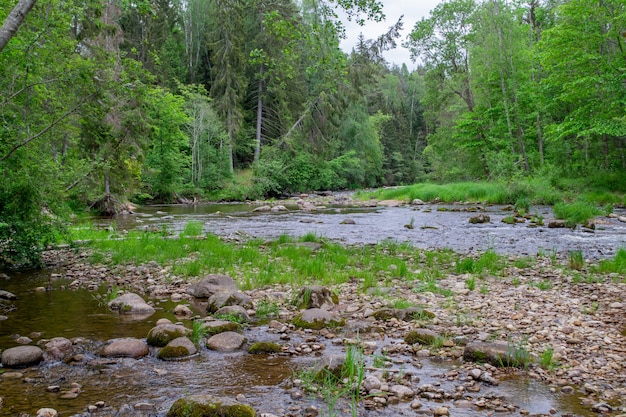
[{"xmin": 0, "ymin": 0, "xmax": 37, "ymax": 53}]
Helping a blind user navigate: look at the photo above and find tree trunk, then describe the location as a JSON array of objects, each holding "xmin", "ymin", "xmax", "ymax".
[
  {"xmin": 0, "ymin": 0, "xmax": 37, "ymax": 53},
  {"xmin": 254, "ymin": 66, "xmax": 264, "ymax": 163}
]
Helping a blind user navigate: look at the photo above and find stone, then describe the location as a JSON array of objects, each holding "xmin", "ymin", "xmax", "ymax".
[
  {"xmin": 389, "ymin": 384, "xmax": 414, "ymax": 400},
  {"xmin": 1, "ymin": 345, "xmax": 44, "ymax": 368},
  {"xmin": 271, "ymin": 205, "xmax": 288, "ymax": 212},
  {"xmin": 201, "ymin": 320, "xmax": 242, "ymax": 336},
  {"xmin": 147, "ymin": 323, "xmax": 189, "ymax": 347},
  {"xmin": 411, "ymin": 199, "xmax": 426, "ymax": 205},
  {"xmin": 548, "ymin": 220, "xmax": 566, "ymax": 228},
  {"xmin": 468, "ymin": 214, "xmax": 490, "ymax": 224},
  {"xmin": 186, "ymin": 274, "xmax": 237, "ymax": 298},
  {"xmin": 468, "ymin": 368, "xmax": 482, "ymax": 380},
  {"xmin": 101, "ymin": 338, "xmax": 149, "ymax": 359},
  {"xmin": 0, "ymin": 290, "xmax": 17, "ymax": 300},
  {"xmin": 293, "ymin": 308, "xmax": 344, "ymax": 330},
  {"xmin": 314, "ymin": 354, "xmax": 345, "ymax": 379},
  {"xmin": 253, "ymin": 205, "xmax": 272, "ymax": 212},
  {"xmin": 158, "ymin": 337, "xmax": 197, "ymax": 360},
  {"xmin": 405, "ymin": 329, "xmax": 439, "ymax": 345},
  {"xmin": 247, "ymin": 342, "xmax": 281, "ymax": 354},
  {"xmin": 108, "ymin": 293, "xmax": 155, "ymax": 315},
  {"xmin": 433, "ymin": 406, "xmax": 450, "ymax": 416},
  {"xmin": 36, "ymin": 408, "xmax": 58, "ymax": 417},
  {"xmin": 294, "ymin": 285, "xmax": 337, "ymax": 309},
  {"xmin": 206, "ymin": 331, "xmax": 246, "ymax": 352},
  {"xmin": 363, "ymin": 375, "xmax": 382, "ymax": 392},
  {"xmin": 214, "ymin": 305, "xmax": 250, "ymax": 323},
  {"xmin": 44, "ymin": 337, "xmax": 73, "ymax": 361},
  {"xmin": 340, "ymin": 218, "xmax": 356, "ymax": 225},
  {"xmin": 174, "ymin": 304, "xmax": 193, "ymax": 317},
  {"xmin": 463, "ymin": 342, "xmax": 531, "ymax": 367},
  {"xmin": 167, "ymin": 395, "xmax": 255, "ymax": 417},
  {"xmin": 207, "ymin": 291, "xmax": 252, "ymax": 313}
]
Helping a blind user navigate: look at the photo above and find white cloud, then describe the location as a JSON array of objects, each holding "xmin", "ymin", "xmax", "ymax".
[{"xmin": 339, "ymin": 0, "xmax": 441, "ymax": 69}]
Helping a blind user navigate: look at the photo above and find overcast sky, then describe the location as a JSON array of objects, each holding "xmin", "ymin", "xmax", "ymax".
[{"xmin": 339, "ymin": 0, "xmax": 442, "ymax": 69}]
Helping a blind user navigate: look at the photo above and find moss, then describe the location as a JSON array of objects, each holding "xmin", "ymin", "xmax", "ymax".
[
  {"xmin": 501, "ymin": 216, "xmax": 516, "ymax": 224},
  {"xmin": 247, "ymin": 342, "xmax": 281, "ymax": 354},
  {"xmin": 204, "ymin": 322, "xmax": 242, "ymax": 336},
  {"xmin": 158, "ymin": 345, "xmax": 190, "ymax": 360},
  {"xmin": 167, "ymin": 397, "xmax": 255, "ymax": 417},
  {"xmin": 292, "ymin": 313, "xmax": 344, "ymax": 330},
  {"xmin": 404, "ymin": 330, "xmax": 436, "ymax": 345}
]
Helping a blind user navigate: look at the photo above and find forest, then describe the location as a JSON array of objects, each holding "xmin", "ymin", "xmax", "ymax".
[{"xmin": 1, "ymin": 0, "xmax": 625, "ymax": 267}]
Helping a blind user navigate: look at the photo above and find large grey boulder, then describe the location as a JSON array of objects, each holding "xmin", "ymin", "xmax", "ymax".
[
  {"xmin": 214, "ymin": 305, "xmax": 250, "ymax": 323},
  {"xmin": 186, "ymin": 274, "xmax": 237, "ymax": 298},
  {"xmin": 108, "ymin": 293, "xmax": 155, "ymax": 315},
  {"xmin": 147, "ymin": 323, "xmax": 189, "ymax": 347},
  {"xmin": 1, "ymin": 345, "xmax": 44, "ymax": 368},
  {"xmin": 167, "ymin": 394, "xmax": 255, "ymax": 417},
  {"xmin": 293, "ymin": 308, "xmax": 344, "ymax": 330},
  {"xmin": 101, "ymin": 338, "xmax": 149, "ymax": 358},
  {"xmin": 207, "ymin": 290, "xmax": 252, "ymax": 313},
  {"xmin": 206, "ymin": 331, "xmax": 246, "ymax": 352},
  {"xmin": 0, "ymin": 290, "xmax": 18, "ymax": 300}
]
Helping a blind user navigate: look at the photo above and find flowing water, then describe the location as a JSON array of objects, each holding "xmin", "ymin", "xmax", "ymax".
[{"xmin": 2, "ymin": 202, "xmax": 625, "ymax": 416}]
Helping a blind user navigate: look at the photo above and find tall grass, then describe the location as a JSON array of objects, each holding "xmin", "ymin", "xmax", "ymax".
[{"xmin": 553, "ymin": 201, "xmax": 602, "ymax": 225}]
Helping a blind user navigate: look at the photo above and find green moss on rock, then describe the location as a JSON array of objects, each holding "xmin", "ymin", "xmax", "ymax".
[
  {"xmin": 247, "ymin": 342, "xmax": 281, "ymax": 354},
  {"xmin": 147, "ymin": 324, "xmax": 188, "ymax": 347},
  {"xmin": 158, "ymin": 345, "xmax": 190, "ymax": 360},
  {"xmin": 167, "ymin": 395, "xmax": 255, "ymax": 417},
  {"xmin": 292, "ymin": 313, "xmax": 344, "ymax": 330}
]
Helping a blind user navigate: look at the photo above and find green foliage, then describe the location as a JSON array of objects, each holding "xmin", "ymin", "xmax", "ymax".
[
  {"xmin": 568, "ymin": 250, "xmax": 584, "ymax": 271},
  {"xmin": 595, "ymin": 248, "xmax": 626, "ymax": 277},
  {"xmin": 553, "ymin": 201, "xmax": 602, "ymax": 226},
  {"xmin": 190, "ymin": 320, "xmax": 209, "ymax": 345},
  {"xmin": 181, "ymin": 221, "xmax": 204, "ymax": 237}
]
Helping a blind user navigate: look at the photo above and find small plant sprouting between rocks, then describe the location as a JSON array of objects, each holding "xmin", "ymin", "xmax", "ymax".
[
  {"xmin": 92, "ymin": 285, "xmax": 121, "ymax": 307},
  {"xmin": 255, "ymin": 299, "xmax": 279, "ymax": 319},
  {"xmin": 568, "ymin": 250, "xmax": 585, "ymax": 270},
  {"xmin": 189, "ymin": 320, "xmax": 209, "ymax": 345},
  {"xmin": 540, "ymin": 346, "xmax": 559, "ymax": 370},
  {"xmin": 297, "ymin": 344, "xmax": 366, "ymax": 417},
  {"xmin": 503, "ymin": 338, "xmax": 532, "ymax": 369}
]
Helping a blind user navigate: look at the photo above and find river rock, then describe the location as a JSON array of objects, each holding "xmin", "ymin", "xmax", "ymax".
[
  {"xmin": 0, "ymin": 290, "xmax": 17, "ymax": 300},
  {"xmin": 294, "ymin": 285, "xmax": 337, "ymax": 309},
  {"xmin": 340, "ymin": 218, "xmax": 356, "ymax": 224},
  {"xmin": 271, "ymin": 205, "xmax": 288, "ymax": 212},
  {"xmin": 101, "ymin": 338, "xmax": 149, "ymax": 358},
  {"xmin": 207, "ymin": 290, "xmax": 252, "ymax": 313},
  {"xmin": 158, "ymin": 337, "xmax": 197, "ymax": 360},
  {"xmin": 405, "ymin": 329, "xmax": 439, "ymax": 345},
  {"xmin": 173, "ymin": 304, "xmax": 193, "ymax": 317},
  {"xmin": 371, "ymin": 307, "xmax": 435, "ymax": 321},
  {"xmin": 293, "ymin": 308, "xmax": 344, "ymax": 330},
  {"xmin": 315, "ymin": 354, "xmax": 345, "ymax": 379},
  {"xmin": 253, "ymin": 205, "xmax": 272, "ymax": 212},
  {"xmin": 147, "ymin": 323, "xmax": 189, "ymax": 347},
  {"xmin": 186, "ymin": 274, "xmax": 237, "ymax": 298},
  {"xmin": 548, "ymin": 220, "xmax": 566, "ymax": 228},
  {"xmin": 389, "ymin": 384, "xmax": 414, "ymax": 400},
  {"xmin": 1, "ymin": 345, "xmax": 44, "ymax": 368},
  {"xmin": 433, "ymin": 406, "xmax": 450, "ymax": 416},
  {"xmin": 468, "ymin": 214, "xmax": 490, "ymax": 224},
  {"xmin": 167, "ymin": 394, "xmax": 255, "ymax": 417},
  {"xmin": 463, "ymin": 342, "xmax": 530, "ymax": 367},
  {"xmin": 206, "ymin": 331, "xmax": 246, "ymax": 352},
  {"xmin": 363, "ymin": 375, "xmax": 382, "ymax": 392},
  {"xmin": 44, "ymin": 337, "xmax": 73, "ymax": 361},
  {"xmin": 108, "ymin": 293, "xmax": 155, "ymax": 315},
  {"xmin": 201, "ymin": 319, "xmax": 242, "ymax": 336},
  {"xmin": 36, "ymin": 408, "xmax": 58, "ymax": 417},
  {"xmin": 214, "ymin": 305, "xmax": 250, "ymax": 323},
  {"xmin": 411, "ymin": 199, "xmax": 426, "ymax": 205}
]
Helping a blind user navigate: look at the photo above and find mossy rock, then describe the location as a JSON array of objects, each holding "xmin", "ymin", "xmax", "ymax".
[
  {"xmin": 167, "ymin": 394, "xmax": 255, "ymax": 417},
  {"xmin": 147, "ymin": 324, "xmax": 189, "ymax": 347},
  {"xmin": 248, "ymin": 342, "xmax": 281, "ymax": 354},
  {"xmin": 202, "ymin": 320, "xmax": 242, "ymax": 336},
  {"xmin": 158, "ymin": 345, "xmax": 191, "ymax": 360},
  {"xmin": 405, "ymin": 329, "xmax": 438, "ymax": 345},
  {"xmin": 372, "ymin": 307, "xmax": 435, "ymax": 322},
  {"xmin": 501, "ymin": 216, "xmax": 516, "ymax": 225},
  {"xmin": 292, "ymin": 309, "xmax": 344, "ymax": 330}
]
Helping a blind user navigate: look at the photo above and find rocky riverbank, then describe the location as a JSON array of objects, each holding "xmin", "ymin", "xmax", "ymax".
[{"xmin": 1, "ymin": 244, "xmax": 625, "ymax": 417}]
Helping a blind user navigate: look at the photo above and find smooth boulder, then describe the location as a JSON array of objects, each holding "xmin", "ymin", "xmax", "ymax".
[
  {"xmin": 1, "ymin": 345, "xmax": 44, "ymax": 368},
  {"xmin": 205, "ymin": 331, "xmax": 246, "ymax": 352},
  {"xmin": 186, "ymin": 275, "xmax": 237, "ymax": 298},
  {"xmin": 101, "ymin": 338, "xmax": 149, "ymax": 358},
  {"xmin": 108, "ymin": 293, "xmax": 155, "ymax": 315},
  {"xmin": 167, "ymin": 394, "xmax": 255, "ymax": 417}
]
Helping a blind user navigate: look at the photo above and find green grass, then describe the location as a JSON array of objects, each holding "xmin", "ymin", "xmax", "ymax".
[
  {"xmin": 595, "ymin": 248, "xmax": 626, "ymax": 278},
  {"xmin": 553, "ymin": 201, "xmax": 602, "ymax": 226},
  {"xmin": 568, "ymin": 250, "xmax": 584, "ymax": 270},
  {"xmin": 455, "ymin": 249, "xmax": 504, "ymax": 275},
  {"xmin": 539, "ymin": 346, "xmax": 559, "ymax": 370}
]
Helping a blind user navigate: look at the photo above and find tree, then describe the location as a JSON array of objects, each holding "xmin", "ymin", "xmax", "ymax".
[{"xmin": 0, "ymin": 0, "xmax": 37, "ymax": 53}]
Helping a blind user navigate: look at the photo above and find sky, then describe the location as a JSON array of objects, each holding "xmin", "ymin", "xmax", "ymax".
[{"xmin": 338, "ymin": 0, "xmax": 442, "ymax": 69}]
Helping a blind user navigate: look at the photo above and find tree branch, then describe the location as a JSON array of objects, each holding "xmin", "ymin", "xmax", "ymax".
[
  {"xmin": 0, "ymin": 93, "xmax": 94, "ymax": 162},
  {"xmin": 0, "ymin": 0, "xmax": 38, "ymax": 53}
]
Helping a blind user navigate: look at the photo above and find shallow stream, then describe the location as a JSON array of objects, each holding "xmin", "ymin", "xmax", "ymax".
[{"xmin": 1, "ymin": 201, "xmax": 625, "ymax": 416}]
